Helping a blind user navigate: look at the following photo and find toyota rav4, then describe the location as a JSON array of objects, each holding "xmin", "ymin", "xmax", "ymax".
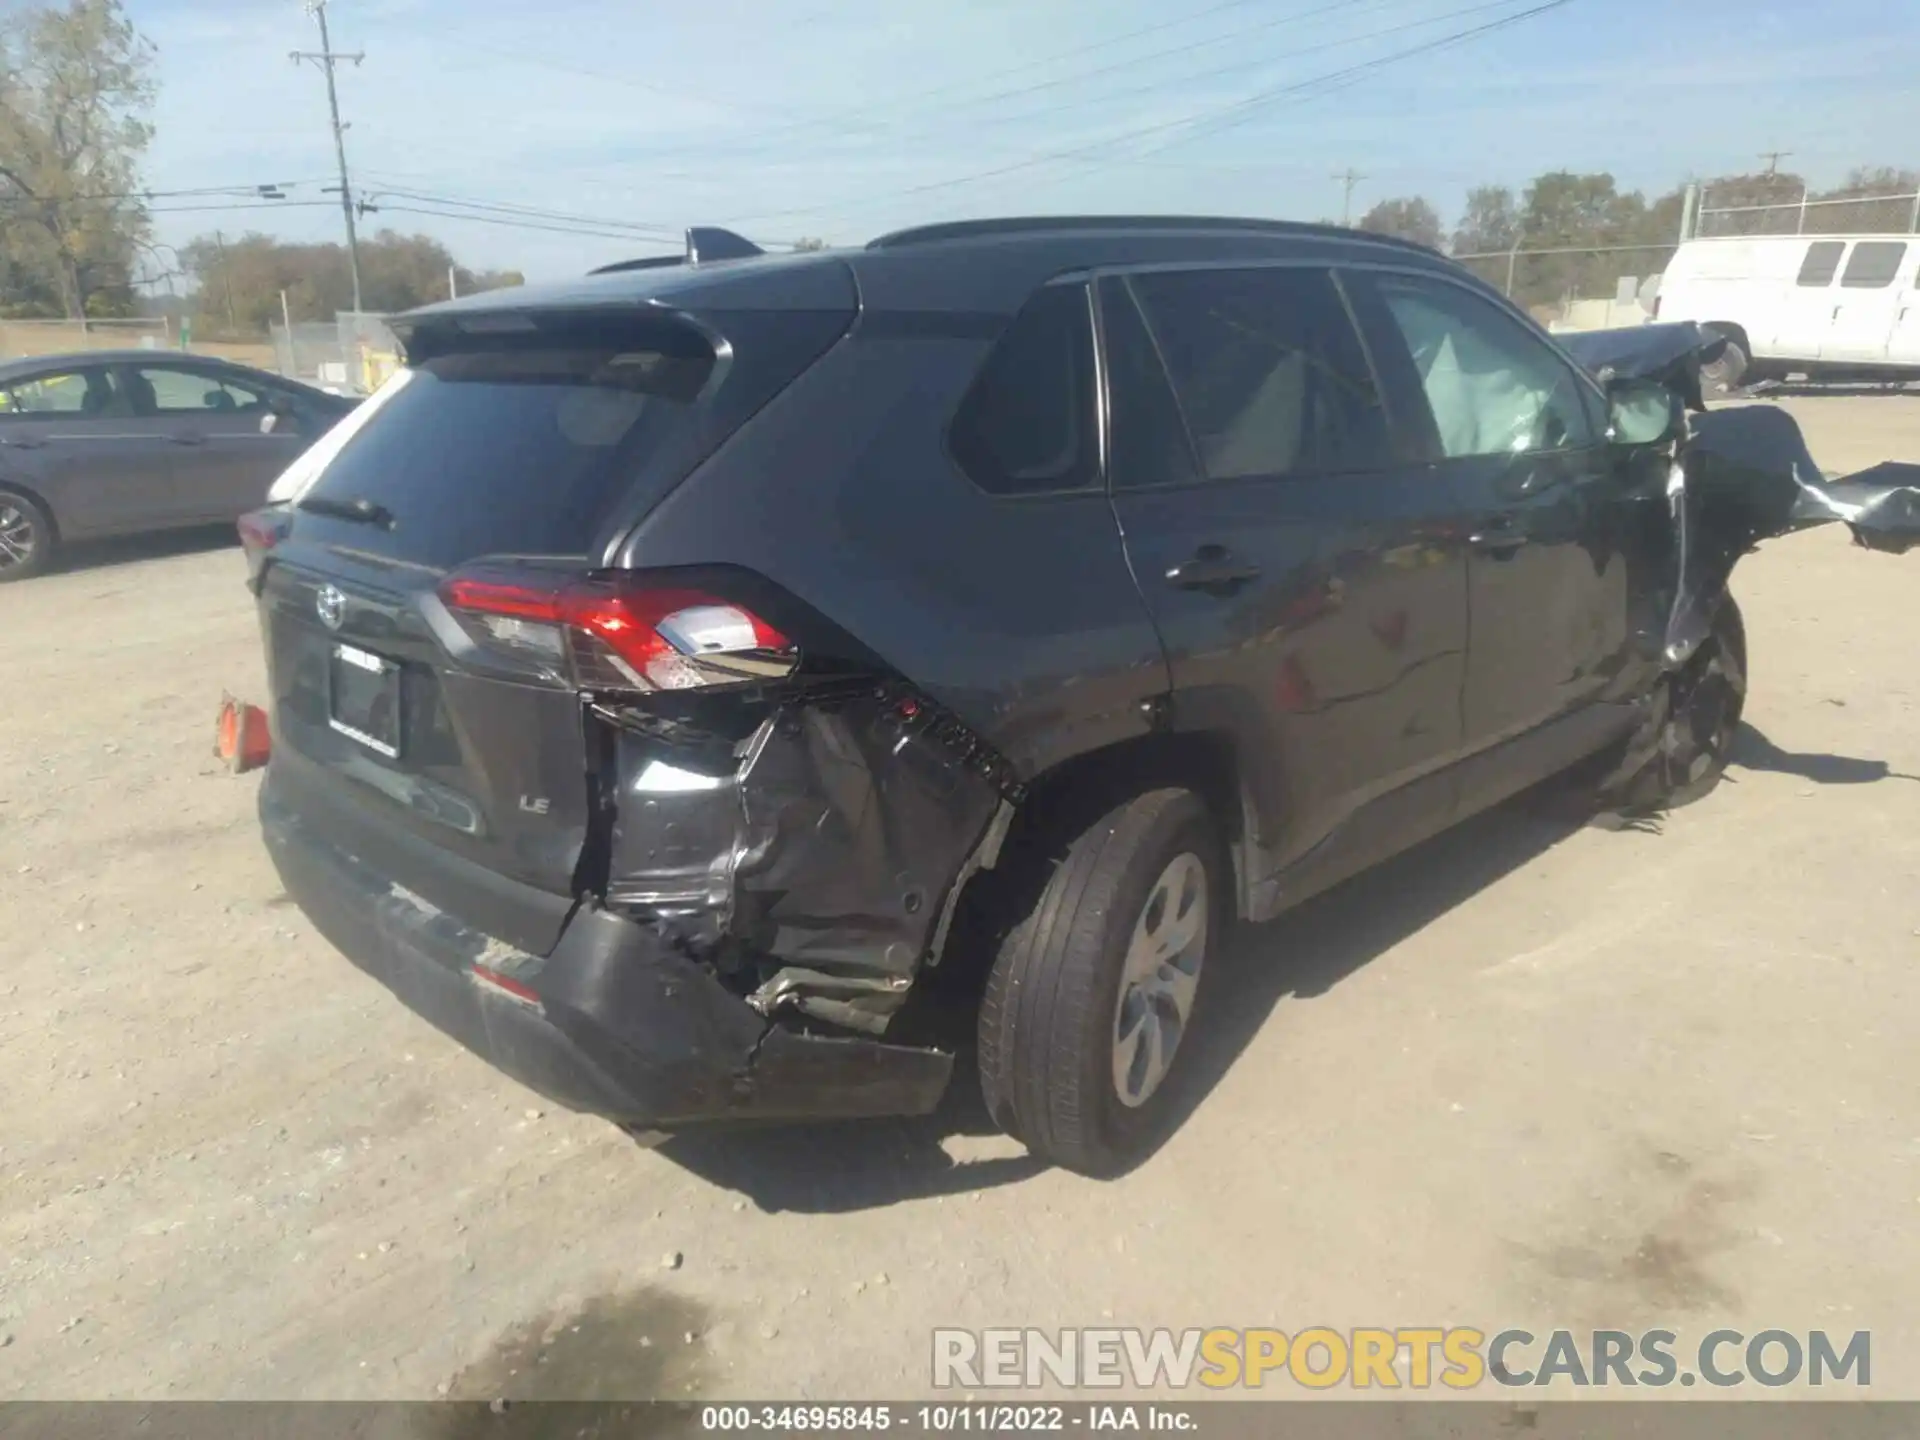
[{"xmin": 241, "ymin": 217, "xmax": 1916, "ymax": 1176}]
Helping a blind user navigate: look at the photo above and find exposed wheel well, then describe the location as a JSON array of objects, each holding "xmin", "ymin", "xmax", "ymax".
[
  {"xmin": 1702, "ymin": 321, "xmax": 1751, "ymax": 357},
  {"xmin": 901, "ymin": 729, "xmax": 1247, "ymax": 1041}
]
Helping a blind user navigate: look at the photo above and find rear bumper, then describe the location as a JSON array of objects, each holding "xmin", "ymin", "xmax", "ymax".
[{"xmin": 259, "ymin": 773, "xmax": 953, "ymax": 1127}]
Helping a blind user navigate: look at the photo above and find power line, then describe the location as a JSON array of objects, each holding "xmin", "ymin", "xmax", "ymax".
[
  {"xmin": 721, "ymin": 0, "xmax": 1575, "ymax": 226},
  {"xmin": 373, "ymin": 203, "xmax": 695, "ymax": 245},
  {"xmin": 291, "ymin": 0, "xmax": 366, "ymax": 312},
  {"xmin": 361, "ymin": 183, "xmax": 684, "ymax": 238}
]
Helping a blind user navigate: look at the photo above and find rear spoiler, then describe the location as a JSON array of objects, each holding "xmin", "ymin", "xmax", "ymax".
[{"xmin": 590, "ymin": 226, "xmax": 765, "ymax": 276}]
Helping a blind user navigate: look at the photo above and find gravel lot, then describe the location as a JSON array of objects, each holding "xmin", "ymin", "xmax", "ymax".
[{"xmin": 2, "ymin": 392, "xmax": 1918, "ymax": 1402}]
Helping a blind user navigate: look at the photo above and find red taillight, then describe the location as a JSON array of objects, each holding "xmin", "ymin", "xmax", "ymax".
[
  {"xmin": 439, "ymin": 568, "xmax": 797, "ymax": 692},
  {"xmin": 237, "ymin": 509, "xmax": 286, "ymax": 553}
]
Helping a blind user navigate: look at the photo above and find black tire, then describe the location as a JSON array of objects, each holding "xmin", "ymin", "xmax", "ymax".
[
  {"xmin": 0, "ymin": 489, "xmax": 54, "ymax": 582},
  {"xmin": 1701, "ymin": 331, "xmax": 1749, "ymax": 394},
  {"xmin": 1660, "ymin": 594, "xmax": 1747, "ymax": 805},
  {"xmin": 978, "ymin": 788, "xmax": 1227, "ymax": 1177},
  {"xmin": 1596, "ymin": 595, "xmax": 1748, "ymax": 816}
]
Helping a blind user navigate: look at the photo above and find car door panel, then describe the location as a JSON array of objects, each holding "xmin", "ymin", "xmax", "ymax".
[
  {"xmin": 1344, "ymin": 267, "xmax": 1660, "ymax": 814},
  {"xmin": 1824, "ymin": 241, "xmax": 1909, "ymax": 362},
  {"xmin": 1099, "ymin": 268, "xmax": 1470, "ymax": 908},
  {"xmin": 125, "ymin": 365, "xmax": 306, "ymax": 521},
  {"xmin": 0, "ymin": 365, "xmax": 175, "ymax": 538}
]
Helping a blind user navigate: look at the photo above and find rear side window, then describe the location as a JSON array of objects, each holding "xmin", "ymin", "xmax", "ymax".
[
  {"xmin": 299, "ymin": 308, "xmax": 847, "ymax": 567},
  {"xmin": 1126, "ymin": 266, "xmax": 1392, "ymax": 481},
  {"xmin": 1797, "ymin": 241, "xmax": 1845, "ymax": 287},
  {"xmin": 1841, "ymin": 241, "xmax": 1908, "ymax": 289},
  {"xmin": 1101, "ymin": 278, "xmax": 1201, "ymax": 491},
  {"xmin": 0, "ymin": 366, "xmax": 123, "ymax": 418},
  {"xmin": 949, "ymin": 283, "xmax": 1099, "ymax": 496}
]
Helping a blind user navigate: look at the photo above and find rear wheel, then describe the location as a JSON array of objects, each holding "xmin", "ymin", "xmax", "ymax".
[
  {"xmin": 0, "ymin": 491, "xmax": 53, "ymax": 582},
  {"xmin": 977, "ymin": 788, "xmax": 1226, "ymax": 1176}
]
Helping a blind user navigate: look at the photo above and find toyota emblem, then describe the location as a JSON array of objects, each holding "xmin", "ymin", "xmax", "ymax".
[{"xmin": 315, "ymin": 584, "xmax": 346, "ymax": 631}]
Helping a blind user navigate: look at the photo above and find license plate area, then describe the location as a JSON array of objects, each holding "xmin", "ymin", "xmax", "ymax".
[{"xmin": 327, "ymin": 641, "xmax": 402, "ymax": 758}]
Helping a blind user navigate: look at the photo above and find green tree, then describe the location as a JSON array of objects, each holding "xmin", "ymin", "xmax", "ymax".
[
  {"xmin": 1357, "ymin": 197, "xmax": 1443, "ymax": 250},
  {"xmin": 1694, "ymin": 170, "xmax": 1807, "ymax": 236},
  {"xmin": 182, "ymin": 230, "xmax": 525, "ymax": 335},
  {"xmin": 0, "ymin": 0, "xmax": 156, "ymax": 317},
  {"xmin": 1806, "ymin": 166, "xmax": 1920, "ymax": 234},
  {"xmin": 1450, "ymin": 185, "xmax": 1520, "ymax": 292}
]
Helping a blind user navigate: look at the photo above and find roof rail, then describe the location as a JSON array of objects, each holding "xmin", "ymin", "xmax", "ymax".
[
  {"xmin": 589, "ymin": 225, "xmax": 767, "ymax": 276},
  {"xmin": 866, "ymin": 215, "xmax": 1439, "ymax": 256}
]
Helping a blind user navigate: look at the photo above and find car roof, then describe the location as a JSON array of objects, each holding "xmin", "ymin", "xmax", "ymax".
[
  {"xmin": 0, "ymin": 349, "xmax": 282, "ymax": 379},
  {"xmin": 397, "ymin": 215, "xmax": 1462, "ymax": 328}
]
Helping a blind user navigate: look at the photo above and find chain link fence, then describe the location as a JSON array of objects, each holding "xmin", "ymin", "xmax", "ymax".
[
  {"xmin": 270, "ymin": 312, "xmax": 403, "ymax": 395},
  {"xmin": 1452, "ymin": 243, "xmax": 1674, "ymax": 331},
  {"xmin": 1694, "ymin": 188, "xmax": 1920, "ymax": 240}
]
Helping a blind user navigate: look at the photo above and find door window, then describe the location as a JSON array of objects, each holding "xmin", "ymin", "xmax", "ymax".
[
  {"xmin": 949, "ymin": 283, "xmax": 1099, "ymax": 496},
  {"xmin": 1839, "ymin": 242, "xmax": 1908, "ymax": 290},
  {"xmin": 131, "ymin": 366, "xmax": 267, "ymax": 416},
  {"xmin": 1371, "ymin": 274, "xmax": 1598, "ymax": 459},
  {"xmin": 1122, "ymin": 266, "xmax": 1392, "ymax": 482},
  {"xmin": 0, "ymin": 367, "xmax": 125, "ymax": 419},
  {"xmin": 1797, "ymin": 241, "xmax": 1845, "ymax": 287}
]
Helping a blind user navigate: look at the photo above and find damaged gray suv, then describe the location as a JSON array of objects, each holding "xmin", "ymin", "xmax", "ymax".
[{"xmin": 244, "ymin": 217, "xmax": 1919, "ymax": 1175}]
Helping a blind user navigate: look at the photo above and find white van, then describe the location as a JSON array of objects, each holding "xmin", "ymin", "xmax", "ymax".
[{"xmin": 1656, "ymin": 234, "xmax": 1920, "ymax": 384}]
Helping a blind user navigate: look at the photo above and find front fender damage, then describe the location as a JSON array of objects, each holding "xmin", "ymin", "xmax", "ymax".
[
  {"xmin": 1563, "ymin": 323, "xmax": 1920, "ymax": 810},
  {"xmin": 591, "ymin": 683, "xmax": 1017, "ymax": 1038}
]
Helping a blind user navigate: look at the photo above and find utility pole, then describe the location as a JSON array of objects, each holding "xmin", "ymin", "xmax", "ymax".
[
  {"xmin": 213, "ymin": 230, "xmax": 238, "ymax": 331},
  {"xmin": 292, "ymin": 0, "xmax": 365, "ymax": 314},
  {"xmin": 1332, "ymin": 168, "xmax": 1366, "ymax": 227},
  {"xmin": 1759, "ymin": 150, "xmax": 1791, "ymax": 176}
]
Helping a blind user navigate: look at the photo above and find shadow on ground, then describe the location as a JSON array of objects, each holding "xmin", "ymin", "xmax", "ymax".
[
  {"xmin": 660, "ymin": 797, "xmax": 1586, "ymax": 1212},
  {"xmin": 1731, "ymin": 721, "xmax": 1920, "ymax": 785},
  {"xmin": 47, "ymin": 523, "xmax": 236, "ymax": 579}
]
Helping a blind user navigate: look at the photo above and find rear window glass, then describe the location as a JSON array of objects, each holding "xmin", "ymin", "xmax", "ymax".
[
  {"xmin": 1797, "ymin": 241, "xmax": 1844, "ymax": 287},
  {"xmin": 1841, "ymin": 241, "xmax": 1908, "ymax": 289},
  {"xmin": 299, "ymin": 309, "xmax": 845, "ymax": 567},
  {"xmin": 949, "ymin": 283, "xmax": 1099, "ymax": 497},
  {"xmin": 1129, "ymin": 266, "xmax": 1393, "ymax": 480}
]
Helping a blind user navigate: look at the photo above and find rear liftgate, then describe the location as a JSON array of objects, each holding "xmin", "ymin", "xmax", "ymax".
[{"xmin": 439, "ymin": 561, "xmax": 1020, "ymax": 1057}]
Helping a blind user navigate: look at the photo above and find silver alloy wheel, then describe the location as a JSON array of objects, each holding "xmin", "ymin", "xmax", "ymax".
[
  {"xmin": 1111, "ymin": 851, "xmax": 1208, "ymax": 1109},
  {"xmin": 0, "ymin": 501, "xmax": 35, "ymax": 571}
]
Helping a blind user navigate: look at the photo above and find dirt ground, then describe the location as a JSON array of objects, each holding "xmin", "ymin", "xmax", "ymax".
[{"xmin": 2, "ymin": 391, "xmax": 1918, "ymax": 1403}]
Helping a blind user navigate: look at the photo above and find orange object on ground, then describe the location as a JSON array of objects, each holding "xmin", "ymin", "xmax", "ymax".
[{"xmin": 214, "ymin": 694, "xmax": 272, "ymax": 774}]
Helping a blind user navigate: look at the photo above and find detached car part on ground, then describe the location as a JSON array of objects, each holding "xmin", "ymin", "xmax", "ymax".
[{"xmin": 238, "ymin": 228, "xmax": 1920, "ymax": 1177}]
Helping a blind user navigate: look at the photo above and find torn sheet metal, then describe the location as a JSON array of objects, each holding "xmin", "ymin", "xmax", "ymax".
[
  {"xmin": 601, "ymin": 689, "xmax": 1006, "ymax": 1035},
  {"xmin": 1559, "ymin": 320, "xmax": 1728, "ymax": 412},
  {"xmin": 1564, "ymin": 323, "xmax": 1920, "ymax": 811}
]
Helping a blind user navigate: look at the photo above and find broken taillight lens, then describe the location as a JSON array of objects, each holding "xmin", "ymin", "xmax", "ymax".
[{"xmin": 439, "ymin": 568, "xmax": 799, "ymax": 692}]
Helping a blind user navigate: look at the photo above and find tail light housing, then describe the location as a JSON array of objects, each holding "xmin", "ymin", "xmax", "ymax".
[
  {"xmin": 439, "ymin": 566, "xmax": 799, "ymax": 692},
  {"xmin": 237, "ymin": 506, "xmax": 291, "ymax": 587}
]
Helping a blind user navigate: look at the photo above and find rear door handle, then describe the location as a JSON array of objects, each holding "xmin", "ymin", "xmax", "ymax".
[
  {"xmin": 0, "ymin": 436, "xmax": 45, "ymax": 450},
  {"xmin": 1166, "ymin": 544, "xmax": 1261, "ymax": 593},
  {"xmin": 1469, "ymin": 515, "xmax": 1527, "ymax": 556},
  {"xmin": 168, "ymin": 433, "xmax": 207, "ymax": 446}
]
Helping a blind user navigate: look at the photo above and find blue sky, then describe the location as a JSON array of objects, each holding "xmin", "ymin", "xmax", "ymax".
[{"xmin": 126, "ymin": 0, "xmax": 1920, "ymax": 281}]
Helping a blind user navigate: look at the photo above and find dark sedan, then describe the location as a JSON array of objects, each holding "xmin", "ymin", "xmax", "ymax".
[{"xmin": 0, "ymin": 350, "xmax": 357, "ymax": 580}]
